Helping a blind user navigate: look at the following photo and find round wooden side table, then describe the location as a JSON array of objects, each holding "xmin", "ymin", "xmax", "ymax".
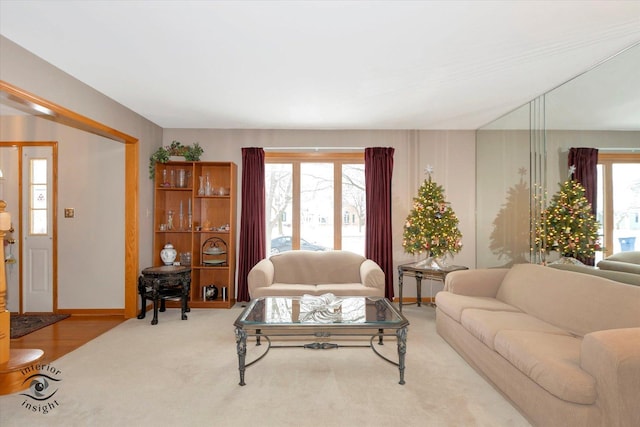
[{"xmin": 137, "ymin": 265, "xmax": 191, "ymax": 325}]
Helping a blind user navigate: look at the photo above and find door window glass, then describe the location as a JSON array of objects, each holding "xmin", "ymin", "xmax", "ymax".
[{"xmin": 30, "ymin": 158, "xmax": 48, "ymax": 235}]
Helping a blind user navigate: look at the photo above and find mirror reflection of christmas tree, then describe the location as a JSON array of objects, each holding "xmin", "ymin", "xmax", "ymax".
[
  {"xmin": 403, "ymin": 166, "xmax": 462, "ymax": 268},
  {"xmin": 489, "ymin": 168, "xmax": 531, "ymax": 267},
  {"xmin": 535, "ymin": 166, "xmax": 602, "ymax": 263}
]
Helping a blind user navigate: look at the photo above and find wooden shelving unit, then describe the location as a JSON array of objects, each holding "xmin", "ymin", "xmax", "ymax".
[{"xmin": 153, "ymin": 161, "xmax": 237, "ymax": 308}]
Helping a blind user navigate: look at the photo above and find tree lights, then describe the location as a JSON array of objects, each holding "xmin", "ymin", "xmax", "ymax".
[
  {"xmin": 535, "ymin": 177, "xmax": 602, "ymax": 260},
  {"xmin": 402, "ymin": 167, "xmax": 463, "ymax": 259}
]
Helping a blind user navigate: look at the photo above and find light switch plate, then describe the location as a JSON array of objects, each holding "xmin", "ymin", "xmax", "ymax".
[{"xmin": 64, "ymin": 208, "xmax": 74, "ymax": 218}]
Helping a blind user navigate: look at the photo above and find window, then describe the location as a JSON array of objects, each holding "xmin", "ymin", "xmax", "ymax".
[
  {"xmin": 597, "ymin": 153, "xmax": 640, "ymax": 259},
  {"xmin": 265, "ymin": 152, "xmax": 365, "ymax": 255},
  {"xmin": 30, "ymin": 158, "xmax": 48, "ymax": 235}
]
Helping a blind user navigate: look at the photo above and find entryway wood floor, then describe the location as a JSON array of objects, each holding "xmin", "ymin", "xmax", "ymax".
[{"xmin": 9, "ymin": 315, "xmax": 125, "ymax": 365}]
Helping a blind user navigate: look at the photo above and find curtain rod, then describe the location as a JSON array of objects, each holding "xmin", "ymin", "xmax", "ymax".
[{"xmin": 263, "ymin": 147, "xmax": 364, "ymax": 151}]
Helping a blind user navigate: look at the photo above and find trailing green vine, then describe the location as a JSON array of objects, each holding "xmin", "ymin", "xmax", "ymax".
[{"xmin": 149, "ymin": 140, "xmax": 204, "ymax": 179}]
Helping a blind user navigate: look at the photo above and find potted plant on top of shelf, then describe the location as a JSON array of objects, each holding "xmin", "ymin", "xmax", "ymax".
[{"xmin": 149, "ymin": 140, "xmax": 204, "ymax": 179}]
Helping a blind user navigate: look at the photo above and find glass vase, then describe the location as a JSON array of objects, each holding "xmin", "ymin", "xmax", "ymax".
[{"xmin": 198, "ymin": 176, "xmax": 205, "ymax": 196}]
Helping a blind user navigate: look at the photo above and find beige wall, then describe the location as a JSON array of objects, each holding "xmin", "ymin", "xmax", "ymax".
[
  {"xmin": 162, "ymin": 128, "xmax": 477, "ymax": 298},
  {"xmin": 0, "ymin": 35, "xmax": 163, "ymax": 310},
  {"xmin": 0, "ymin": 118, "xmax": 126, "ymax": 309},
  {"xmin": 546, "ymin": 130, "xmax": 640, "ymax": 190},
  {"xmin": 1, "ymin": 34, "xmax": 476, "ymax": 306}
]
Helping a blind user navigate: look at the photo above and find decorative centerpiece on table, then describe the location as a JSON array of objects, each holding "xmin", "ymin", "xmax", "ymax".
[
  {"xmin": 148, "ymin": 140, "xmax": 204, "ymax": 179},
  {"xmin": 535, "ymin": 166, "xmax": 602, "ymax": 265},
  {"xmin": 402, "ymin": 165, "xmax": 463, "ymax": 269}
]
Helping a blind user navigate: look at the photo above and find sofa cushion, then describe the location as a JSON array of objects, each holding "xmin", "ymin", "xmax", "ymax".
[
  {"xmin": 250, "ymin": 283, "xmax": 319, "ymax": 298},
  {"xmin": 494, "ymin": 330, "xmax": 596, "ymax": 404},
  {"xmin": 548, "ymin": 263, "xmax": 640, "ymax": 287},
  {"xmin": 597, "ymin": 259, "xmax": 640, "ymax": 275},
  {"xmin": 270, "ymin": 250, "xmax": 365, "ymax": 284},
  {"xmin": 316, "ymin": 284, "xmax": 383, "ymax": 297},
  {"xmin": 597, "ymin": 251, "xmax": 640, "ymax": 275},
  {"xmin": 460, "ymin": 309, "xmax": 570, "ymax": 350},
  {"xmin": 436, "ymin": 292, "xmax": 521, "ymax": 323},
  {"xmin": 250, "ymin": 283, "xmax": 383, "ymax": 298},
  {"xmin": 496, "ymin": 263, "xmax": 640, "ymax": 336},
  {"xmin": 599, "ymin": 250, "xmax": 640, "ymax": 265}
]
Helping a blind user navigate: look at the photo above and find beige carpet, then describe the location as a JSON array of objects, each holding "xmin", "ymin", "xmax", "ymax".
[{"xmin": 0, "ymin": 304, "xmax": 530, "ymax": 426}]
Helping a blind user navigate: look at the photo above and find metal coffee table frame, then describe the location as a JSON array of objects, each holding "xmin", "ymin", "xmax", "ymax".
[{"xmin": 233, "ymin": 296, "xmax": 409, "ymax": 386}]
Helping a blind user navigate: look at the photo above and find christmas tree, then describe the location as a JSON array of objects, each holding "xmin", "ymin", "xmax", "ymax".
[
  {"xmin": 403, "ymin": 166, "xmax": 463, "ymax": 259},
  {"xmin": 535, "ymin": 167, "xmax": 601, "ymax": 259}
]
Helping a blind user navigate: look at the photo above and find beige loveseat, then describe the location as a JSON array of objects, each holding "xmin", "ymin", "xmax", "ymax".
[
  {"xmin": 248, "ymin": 250, "xmax": 385, "ymax": 298},
  {"xmin": 435, "ymin": 263, "xmax": 640, "ymax": 427}
]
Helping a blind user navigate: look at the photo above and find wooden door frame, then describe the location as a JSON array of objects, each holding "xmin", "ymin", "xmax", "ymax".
[
  {"xmin": 1, "ymin": 80, "xmax": 139, "ymax": 318},
  {"xmin": 0, "ymin": 142, "xmax": 58, "ymax": 313}
]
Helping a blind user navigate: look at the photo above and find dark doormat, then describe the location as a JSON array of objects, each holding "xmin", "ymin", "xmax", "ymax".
[{"xmin": 10, "ymin": 314, "xmax": 71, "ymax": 339}]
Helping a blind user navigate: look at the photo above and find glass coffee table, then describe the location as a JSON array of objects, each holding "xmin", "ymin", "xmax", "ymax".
[{"xmin": 234, "ymin": 295, "xmax": 409, "ymax": 386}]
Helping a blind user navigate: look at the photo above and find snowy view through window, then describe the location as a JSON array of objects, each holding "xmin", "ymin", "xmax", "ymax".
[{"xmin": 266, "ymin": 161, "xmax": 365, "ymax": 255}]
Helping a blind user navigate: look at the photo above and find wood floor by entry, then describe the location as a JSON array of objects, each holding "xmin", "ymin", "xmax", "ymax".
[{"xmin": 9, "ymin": 315, "xmax": 125, "ymax": 364}]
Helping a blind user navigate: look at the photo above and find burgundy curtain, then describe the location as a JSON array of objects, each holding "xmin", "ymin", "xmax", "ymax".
[
  {"xmin": 237, "ymin": 147, "xmax": 266, "ymax": 301},
  {"xmin": 568, "ymin": 147, "xmax": 598, "ymax": 215},
  {"xmin": 568, "ymin": 147, "xmax": 598, "ymax": 266},
  {"xmin": 365, "ymin": 147, "xmax": 395, "ymax": 300}
]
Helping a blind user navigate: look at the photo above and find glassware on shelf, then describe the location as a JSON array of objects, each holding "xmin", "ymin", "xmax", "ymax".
[
  {"xmin": 161, "ymin": 170, "xmax": 170, "ymax": 187},
  {"xmin": 179, "ymin": 200, "xmax": 184, "ymax": 230},
  {"xmin": 180, "ymin": 252, "xmax": 191, "ymax": 266},
  {"xmin": 167, "ymin": 210, "xmax": 174, "ymax": 230},
  {"xmin": 198, "ymin": 176, "xmax": 205, "ymax": 196},
  {"xmin": 205, "ymin": 174, "xmax": 213, "ymax": 196},
  {"xmin": 177, "ymin": 169, "xmax": 187, "ymax": 188}
]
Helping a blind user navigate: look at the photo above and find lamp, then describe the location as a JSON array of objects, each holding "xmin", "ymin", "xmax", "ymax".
[{"xmin": 0, "ymin": 208, "xmax": 10, "ymax": 231}]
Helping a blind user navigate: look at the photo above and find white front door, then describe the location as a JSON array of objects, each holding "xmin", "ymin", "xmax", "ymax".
[{"xmin": 22, "ymin": 146, "xmax": 54, "ymax": 313}]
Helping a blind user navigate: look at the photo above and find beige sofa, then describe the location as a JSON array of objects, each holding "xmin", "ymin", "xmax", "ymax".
[
  {"xmin": 548, "ymin": 263, "xmax": 640, "ymax": 286},
  {"xmin": 597, "ymin": 251, "xmax": 640, "ymax": 275},
  {"xmin": 435, "ymin": 263, "xmax": 640, "ymax": 427},
  {"xmin": 247, "ymin": 250, "xmax": 385, "ymax": 298}
]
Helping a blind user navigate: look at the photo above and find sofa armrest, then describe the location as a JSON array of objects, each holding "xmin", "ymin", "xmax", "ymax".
[
  {"xmin": 360, "ymin": 259, "xmax": 385, "ymax": 291},
  {"xmin": 247, "ymin": 259, "xmax": 275, "ymax": 298},
  {"xmin": 443, "ymin": 268, "xmax": 508, "ymax": 297},
  {"xmin": 597, "ymin": 259, "xmax": 640, "ymax": 275},
  {"xmin": 581, "ymin": 328, "xmax": 640, "ymax": 426}
]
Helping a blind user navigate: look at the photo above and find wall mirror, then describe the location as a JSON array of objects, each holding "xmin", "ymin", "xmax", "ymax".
[{"xmin": 476, "ymin": 42, "xmax": 640, "ymax": 268}]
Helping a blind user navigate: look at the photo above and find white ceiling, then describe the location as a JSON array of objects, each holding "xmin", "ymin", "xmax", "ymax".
[{"xmin": 1, "ymin": 1, "xmax": 639, "ymax": 130}]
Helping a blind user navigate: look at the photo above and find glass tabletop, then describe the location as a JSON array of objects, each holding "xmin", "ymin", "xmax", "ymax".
[
  {"xmin": 398, "ymin": 261, "xmax": 468, "ymax": 274},
  {"xmin": 235, "ymin": 296, "xmax": 408, "ymax": 329}
]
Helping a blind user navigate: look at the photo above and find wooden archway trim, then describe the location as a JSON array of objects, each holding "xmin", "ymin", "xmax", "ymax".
[{"xmin": 0, "ymin": 80, "xmax": 139, "ymax": 318}]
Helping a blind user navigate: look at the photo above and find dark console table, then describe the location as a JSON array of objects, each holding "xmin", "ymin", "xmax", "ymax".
[
  {"xmin": 137, "ymin": 265, "xmax": 191, "ymax": 325},
  {"xmin": 397, "ymin": 262, "xmax": 468, "ymax": 312}
]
